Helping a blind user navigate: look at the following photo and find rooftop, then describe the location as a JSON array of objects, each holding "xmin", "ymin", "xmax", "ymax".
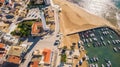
[
  {"xmin": 33, "ymin": 49, "xmax": 43, "ymax": 56},
  {"xmin": 3, "ymin": 35, "xmax": 19, "ymax": 44},
  {"xmin": 43, "ymin": 48, "xmax": 51, "ymax": 64},
  {"xmin": 0, "ymin": 43, "xmax": 5, "ymax": 59},
  {"xmin": 7, "ymin": 46, "xmax": 23, "ymax": 56},
  {"xmin": 66, "ymin": 58, "xmax": 72, "ymax": 64},
  {"xmin": 0, "ymin": 43, "xmax": 4, "ymax": 48},
  {"xmin": 7, "ymin": 55, "xmax": 21, "ymax": 64},
  {"xmin": 0, "ymin": 0, "xmax": 4, "ymax": 3},
  {"xmin": 0, "ymin": 21, "xmax": 9, "ymax": 27},
  {"xmin": 30, "ymin": 61, "xmax": 39, "ymax": 67},
  {"xmin": 31, "ymin": 50, "xmax": 42, "ymax": 64},
  {"xmin": 31, "ymin": 22, "xmax": 42, "ymax": 35}
]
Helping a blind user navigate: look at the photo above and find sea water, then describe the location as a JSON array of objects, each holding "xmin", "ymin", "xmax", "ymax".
[
  {"xmin": 113, "ymin": 0, "xmax": 120, "ymax": 9},
  {"xmin": 68, "ymin": 0, "xmax": 120, "ymax": 27}
]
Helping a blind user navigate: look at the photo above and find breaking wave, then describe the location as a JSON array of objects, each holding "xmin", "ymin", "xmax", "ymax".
[{"xmin": 68, "ymin": 0, "xmax": 120, "ymax": 28}]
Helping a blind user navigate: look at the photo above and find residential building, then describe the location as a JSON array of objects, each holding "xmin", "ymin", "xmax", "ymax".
[
  {"xmin": 0, "ymin": 21, "xmax": 9, "ymax": 32},
  {"xmin": 30, "ymin": 61, "xmax": 39, "ymax": 67},
  {"xmin": 66, "ymin": 56, "xmax": 73, "ymax": 65},
  {"xmin": 0, "ymin": 0, "xmax": 4, "ymax": 3},
  {"xmin": 42, "ymin": 48, "xmax": 52, "ymax": 65},
  {"xmin": 2, "ymin": 46, "xmax": 24, "ymax": 67},
  {"xmin": 7, "ymin": 46, "xmax": 23, "ymax": 57},
  {"xmin": 29, "ymin": 50, "xmax": 43, "ymax": 67},
  {"xmin": 44, "ymin": 7, "xmax": 54, "ymax": 20},
  {"xmin": 0, "ymin": 43, "xmax": 6, "ymax": 65},
  {"xmin": 18, "ymin": 9, "xmax": 28, "ymax": 17},
  {"xmin": 29, "ymin": 49, "xmax": 52, "ymax": 67},
  {"xmin": 0, "ymin": 0, "xmax": 4, "ymax": 6},
  {"xmin": 73, "ymin": 49, "xmax": 80, "ymax": 57},
  {"xmin": 2, "ymin": 34, "xmax": 19, "ymax": 45},
  {"xmin": 7, "ymin": 55, "xmax": 21, "ymax": 64},
  {"xmin": 31, "ymin": 22, "xmax": 42, "ymax": 36},
  {"xmin": 26, "ymin": 8, "xmax": 48, "ymax": 30}
]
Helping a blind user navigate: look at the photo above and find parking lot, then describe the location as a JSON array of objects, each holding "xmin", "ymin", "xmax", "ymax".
[{"xmin": 79, "ymin": 27, "xmax": 120, "ymax": 67}]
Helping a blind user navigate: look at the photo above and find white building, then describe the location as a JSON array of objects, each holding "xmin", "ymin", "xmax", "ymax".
[{"xmin": 2, "ymin": 34, "xmax": 19, "ymax": 45}]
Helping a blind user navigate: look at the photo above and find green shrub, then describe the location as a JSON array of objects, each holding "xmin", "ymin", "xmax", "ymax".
[
  {"xmin": 11, "ymin": 21, "xmax": 35, "ymax": 37},
  {"xmin": 61, "ymin": 54, "xmax": 67, "ymax": 63}
]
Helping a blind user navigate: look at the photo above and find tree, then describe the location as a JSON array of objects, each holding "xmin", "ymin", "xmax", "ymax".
[
  {"xmin": 11, "ymin": 31, "xmax": 16, "ymax": 35},
  {"xmin": 61, "ymin": 54, "xmax": 67, "ymax": 63},
  {"xmin": 11, "ymin": 21, "xmax": 34, "ymax": 37}
]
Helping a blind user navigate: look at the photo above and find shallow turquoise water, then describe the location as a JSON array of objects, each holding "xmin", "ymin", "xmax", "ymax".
[{"xmin": 113, "ymin": 0, "xmax": 120, "ymax": 9}]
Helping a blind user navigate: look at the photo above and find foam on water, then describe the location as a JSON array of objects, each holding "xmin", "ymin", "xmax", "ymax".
[{"xmin": 68, "ymin": 0, "xmax": 120, "ymax": 28}]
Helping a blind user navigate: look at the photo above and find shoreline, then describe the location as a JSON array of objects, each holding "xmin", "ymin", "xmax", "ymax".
[
  {"xmin": 53, "ymin": 0, "xmax": 120, "ymax": 66},
  {"xmin": 68, "ymin": 0, "xmax": 120, "ymax": 28},
  {"xmin": 53, "ymin": 0, "xmax": 117, "ymax": 35}
]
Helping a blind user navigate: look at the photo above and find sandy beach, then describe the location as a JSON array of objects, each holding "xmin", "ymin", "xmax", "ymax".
[
  {"xmin": 53, "ymin": 0, "xmax": 116, "ymax": 48},
  {"xmin": 54, "ymin": 0, "xmax": 115, "ymax": 36},
  {"xmin": 53, "ymin": 0, "xmax": 119, "ymax": 67},
  {"xmin": 68, "ymin": 0, "xmax": 120, "ymax": 28}
]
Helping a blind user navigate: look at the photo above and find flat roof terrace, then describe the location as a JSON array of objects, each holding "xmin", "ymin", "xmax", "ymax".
[
  {"xmin": 7, "ymin": 55, "xmax": 21, "ymax": 64},
  {"xmin": 7, "ymin": 46, "xmax": 23, "ymax": 56}
]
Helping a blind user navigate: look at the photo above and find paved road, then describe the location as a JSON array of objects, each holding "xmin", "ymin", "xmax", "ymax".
[{"xmin": 19, "ymin": 1, "xmax": 60, "ymax": 67}]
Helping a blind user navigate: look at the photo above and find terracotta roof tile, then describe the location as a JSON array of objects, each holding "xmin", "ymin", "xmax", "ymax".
[
  {"xmin": 30, "ymin": 61, "xmax": 39, "ymax": 67},
  {"xmin": 31, "ymin": 22, "xmax": 42, "ymax": 35},
  {"xmin": 0, "ymin": 0, "xmax": 4, "ymax": 3},
  {"xmin": 43, "ymin": 49, "xmax": 51, "ymax": 64},
  {"xmin": 0, "ymin": 43, "xmax": 4, "ymax": 48},
  {"xmin": 7, "ymin": 55, "xmax": 21, "ymax": 64}
]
